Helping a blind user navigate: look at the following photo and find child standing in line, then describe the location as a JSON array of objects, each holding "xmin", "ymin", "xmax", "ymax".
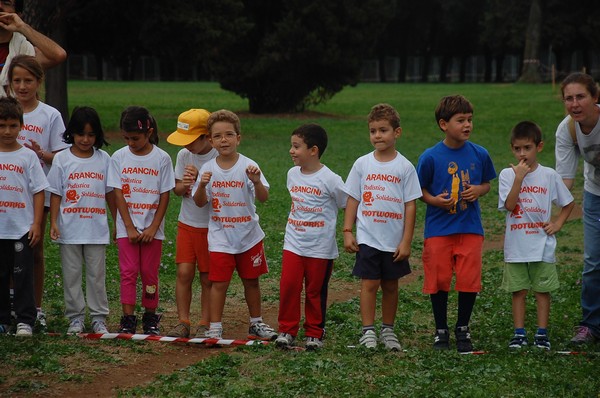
[
  {"xmin": 343, "ymin": 103, "xmax": 422, "ymax": 350},
  {"xmin": 165, "ymin": 109, "xmax": 218, "ymax": 338},
  {"xmin": 9, "ymin": 54, "xmax": 68, "ymax": 329},
  {"xmin": 275, "ymin": 123, "xmax": 347, "ymax": 350},
  {"xmin": 499, "ymin": 121, "xmax": 574, "ymax": 350},
  {"xmin": 48, "ymin": 107, "xmax": 116, "ymax": 335},
  {"xmin": 193, "ymin": 109, "xmax": 276, "ymax": 341},
  {"xmin": 107, "ymin": 106, "xmax": 175, "ymax": 335},
  {"xmin": 0, "ymin": 97, "xmax": 48, "ymax": 336},
  {"xmin": 416, "ymin": 95, "xmax": 496, "ymax": 353}
]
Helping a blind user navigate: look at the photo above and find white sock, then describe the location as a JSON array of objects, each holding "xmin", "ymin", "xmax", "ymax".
[
  {"xmin": 250, "ymin": 317, "xmax": 263, "ymax": 325},
  {"xmin": 209, "ymin": 322, "xmax": 222, "ymax": 331}
]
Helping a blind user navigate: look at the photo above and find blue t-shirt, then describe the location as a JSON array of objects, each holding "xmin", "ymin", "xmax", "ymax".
[{"xmin": 417, "ymin": 141, "xmax": 496, "ymax": 238}]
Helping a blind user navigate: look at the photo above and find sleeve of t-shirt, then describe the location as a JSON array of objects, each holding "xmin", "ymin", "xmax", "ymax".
[
  {"xmin": 416, "ymin": 151, "xmax": 433, "ymax": 189},
  {"xmin": 45, "ymin": 155, "xmax": 63, "ymax": 195},
  {"xmin": 552, "ymin": 169, "xmax": 575, "ymax": 207},
  {"xmin": 403, "ymin": 162, "xmax": 423, "ymax": 202},
  {"xmin": 47, "ymin": 112, "xmax": 68, "ymax": 153},
  {"xmin": 107, "ymin": 153, "xmax": 121, "ymax": 189},
  {"xmin": 328, "ymin": 171, "xmax": 348, "ymax": 209},
  {"xmin": 497, "ymin": 168, "xmax": 514, "ymax": 211},
  {"xmin": 159, "ymin": 153, "xmax": 176, "ymax": 193},
  {"xmin": 174, "ymin": 149, "xmax": 186, "ymax": 180},
  {"xmin": 343, "ymin": 160, "xmax": 362, "ymax": 201},
  {"xmin": 555, "ymin": 117, "xmax": 579, "ymax": 179}
]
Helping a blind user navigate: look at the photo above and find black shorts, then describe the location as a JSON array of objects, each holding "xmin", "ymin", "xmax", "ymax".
[{"xmin": 352, "ymin": 244, "xmax": 411, "ymax": 281}]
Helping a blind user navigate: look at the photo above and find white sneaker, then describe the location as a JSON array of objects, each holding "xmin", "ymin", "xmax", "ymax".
[
  {"xmin": 275, "ymin": 332, "xmax": 295, "ymax": 348},
  {"xmin": 379, "ymin": 328, "xmax": 401, "ymax": 351},
  {"xmin": 67, "ymin": 318, "xmax": 85, "ymax": 334},
  {"xmin": 359, "ymin": 329, "xmax": 377, "ymax": 348},
  {"xmin": 92, "ymin": 319, "xmax": 109, "ymax": 334},
  {"xmin": 16, "ymin": 323, "xmax": 33, "ymax": 337},
  {"xmin": 305, "ymin": 337, "xmax": 324, "ymax": 350},
  {"xmin": 36, "ymin": 309, "xmax": 47, "ymax": 331},
  {"xmin": 205, "ymin": 327, "xmax": 223, "ymax": 339}
]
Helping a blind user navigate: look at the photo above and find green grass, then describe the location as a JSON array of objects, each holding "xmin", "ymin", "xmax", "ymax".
[{"xmin": 2, "ymin": 81, "xmax": 596, "ymax": 396}]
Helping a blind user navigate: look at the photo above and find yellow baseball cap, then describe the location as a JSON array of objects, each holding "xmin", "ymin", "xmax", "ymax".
[{"xmin": 167, "ymin": 109, "xmax": 210, "ymax": 146}]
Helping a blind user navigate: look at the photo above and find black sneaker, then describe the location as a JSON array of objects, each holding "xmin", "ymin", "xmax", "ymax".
[
  {"xmin": 508, "ymin": 333, "xmax": 528, "ymax": 349},
  {"xmin": 118, "ymin": 315, "xmax": 137, "ymax": 334},
  {"xmin": 534, "ymin": 333, "xmax": 550, "ymax": 350},
  {"xmin": 455, "ymin": 326, "xmax": 473, "ymax": 353},
  {"xmin": 433, "ymin": 329, "xmax": 450, "ymax": 350},
  {"xmin": 142, "ymin": 313, "xmax": 162, "ymax": 335}
]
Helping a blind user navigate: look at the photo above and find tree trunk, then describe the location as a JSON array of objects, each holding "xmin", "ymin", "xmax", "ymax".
[
  {"xmin": 44, "ymin": 21, "xmax": 68, "ymax": 123},
  {"xmin": 518, "ymin": 0, "xmax": 543, "ymax": 83}
]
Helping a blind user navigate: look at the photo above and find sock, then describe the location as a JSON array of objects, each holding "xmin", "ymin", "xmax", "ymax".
[
  {"xmin": 536, "ymin": 327, "xmax": 547, "ymax": 336},
  {"xmin": 249, "ymin": 316, "xmax": 262, "ymax": 325},
  {"xmin": 362, "ymin": 325, "xmax": 375, "ymax": 334},
  {"xmin": 381, "ymin": 323, "xmax": 394, "ymax": 331},
  {"xmin": 209, "ymin": 322, "xmax": 222, "ymax": 331},
  {"xmin": 430, "ymin": 291, "xmax": 449, "ymax": 330},
  {"xmin": 457, "ymin": 291, "xmax": 477, "ymax": 327},
  {"xmin": 515, "ymin": 328, "xmax": 526, "ymax": 336}
]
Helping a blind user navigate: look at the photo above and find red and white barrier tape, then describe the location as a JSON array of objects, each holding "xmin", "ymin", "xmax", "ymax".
[{"xmin": 48, "ymin": 332, "xmax": 268, "ymax": 346}]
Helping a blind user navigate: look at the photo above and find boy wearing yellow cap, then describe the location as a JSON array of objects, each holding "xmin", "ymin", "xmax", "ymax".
[{"xmin": 166, "ymin": 109, "xmax": 218, "ymax": 338}]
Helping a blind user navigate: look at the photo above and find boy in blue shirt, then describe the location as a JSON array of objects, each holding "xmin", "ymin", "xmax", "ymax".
[{"xmin": 416, "ymin": 95, "xmax": 496, "ymax": 353}]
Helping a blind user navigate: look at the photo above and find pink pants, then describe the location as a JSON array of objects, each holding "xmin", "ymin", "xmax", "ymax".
[{"xmin": 117, "ymin": 238, "xmax": 162, "ymax": 309}]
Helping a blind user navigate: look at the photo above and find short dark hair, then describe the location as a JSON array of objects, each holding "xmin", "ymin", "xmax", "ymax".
[
  {"xmin": 0, "ymin": 96, "xmax": 23, "ymax": 124},
  {"xmin": 367, "ymin": 103, "xmax": 401, "ymax": 130},
  {"xmin": 435, "ymin": 95, "xmax": 473, "ymax": 129},
  {"xmin": 510, "ymin": 121, "xmax": 542, "ymax": 146},
  {"xmin": 63, "ymin": 106, "xmax": 108, "ymax": 149},
  {"xmin": 291, "ymin": 123, "xmax": 328, "ymax": 158}
]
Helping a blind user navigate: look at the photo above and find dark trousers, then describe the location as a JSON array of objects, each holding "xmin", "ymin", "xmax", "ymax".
[{"xmin": 0, "ymin": 234, "xmax": 36, "ymax": 326}]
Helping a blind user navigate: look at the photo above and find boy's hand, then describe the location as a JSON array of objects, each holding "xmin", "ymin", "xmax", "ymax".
[
  {"xmin": 433, "ymin": 191, "xmax": 455, "ymax": 211},
  {"xmin": 182, "ymin": 165, "xmax": 198, "ymax": 196},
  {"xmin": 199, "ymin": 171, "xmax": 212, "ymax": 187},
  {"xmin": 246, "ymin": 165, "xmax": 261, "ymax": 183},
  {"xmin": 393, "ymin": 241, "xmax": 411, "ymax": 262},
  {"xmin": 510, "ymin": 159, "xmax": 531, "ymax": 181},
  {"xmin": 461, "ymin": 184, "xmax": 483, "ymax": 202},
  {"xmin": 49, "ymin": 223, "xmax": 60, "ymax": 241},
  {"xmin": 343, "ymin": 232, "xmax": 359, "ymax": 253},
  {"xmin": 543, "ymin": 221, "xmax": 562, "ymax": 236},
  {"xmin": 28, "ymin": 224, "xmax": 41, "ymax": 247}
]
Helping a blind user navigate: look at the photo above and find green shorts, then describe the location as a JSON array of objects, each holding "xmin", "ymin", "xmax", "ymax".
[{"xmin": 501, "ymin": 262, "xmax": 559, "ymax": 293}]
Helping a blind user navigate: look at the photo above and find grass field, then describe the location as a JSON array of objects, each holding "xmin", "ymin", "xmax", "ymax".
[{"xmin": 1, "ymin": 81, "xmax": 597, "ymax": 397}]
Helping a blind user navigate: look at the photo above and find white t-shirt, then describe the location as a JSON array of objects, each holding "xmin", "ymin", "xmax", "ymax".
[
  {"xmin": 18, "ymin": 101, "xmax": 69, "ymax": 176},
  {"xmin": 555, "ymin": 105, "xmax": 600, "ymax": 196},
  {"xmin": 0, "ymin": 146, "xmax": 49, "ymax": 239},
  {"xmin": 498, "ymin": 164, "xmax": 574, "ymax": 263},
  {"xmin": 343, "ymin": 151, "xmax": 422, "ymax": 252},
  {"xmin": 46, "ymin": 148, "xmax": 112, "ymax": 244},
  {"xmin": 284, "ymin": 165, "xmax": 347, "ymax": 259},
  {"xmin": 199, "ymin": 154, "xmax": 269, "ymax": 254},
  {"xmin": 107, "ymin": 145, "xmax": 175, "ymax": 240},
  {"xmin": 175, "ymin": 147, "xmax": 218, "ymax": 228}
]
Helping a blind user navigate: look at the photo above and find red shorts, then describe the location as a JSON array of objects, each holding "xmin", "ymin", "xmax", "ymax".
[
  {"xmin": 209, "ymin": 241, "xmax": 269, "ymax": 282},
  {"xmin": 175, "ymin": 222, "xmax": 210, "ymax": 273},
  {"xmin": 422, "ymin": 234, "xmax": 483, "ymax": 294}
]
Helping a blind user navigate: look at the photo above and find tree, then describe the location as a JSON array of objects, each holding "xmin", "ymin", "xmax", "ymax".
[
  {"xmin": 518, "ymin": 0, "xmax": 543, "ymax": 83},
  {"xmin": 202, "ymin": 0, "xmax": 395, "ymax": 113}
]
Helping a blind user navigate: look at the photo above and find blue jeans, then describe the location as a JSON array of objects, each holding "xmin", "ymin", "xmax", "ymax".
[{"xmin": 580, "ymin": 190, "xmax": 600, "ymax": 335}]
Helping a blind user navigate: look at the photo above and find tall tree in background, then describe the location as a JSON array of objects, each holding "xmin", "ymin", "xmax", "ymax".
[
  {"xmin": 23, "ymin": 0, "xmax": 72, "ymax": 121},
  {"xmin": 518, "ymin": 0, "xmax": 542, "ymax": 83},
  {"xmin": 202, "ymin": 0, "xmax": 395, "ymax": 113}
]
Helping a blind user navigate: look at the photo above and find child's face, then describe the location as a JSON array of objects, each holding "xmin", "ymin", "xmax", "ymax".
[
  {"xmin": 10, "ymin": 66, "xmax": 41, "ymax": 105},
  {"xmin": 439, "ymin": 112, "xmax": 472, "ymax": 146},
  {"xmin": 289, "ymin": 135, "xmax": 316, "ymax": 167},
  {"xmin": 209, "ymin": 121, "xmax": 240, "ymax": 156},
  {"xmin": 368, "ymin": 119, "xmax": 401, "ymax": 153},
  {"xmin": 185, "ymin": 134, "xmax": 212, "ymax": 155},
  {"xmin": 72, "ymin": 123, "xmax": 96, "ymax": 155},
  {"xmin": 122, "ymin": 130, "xmax": 152, "ymax": 155},
  {"xmin": 511, "ymin": 137, "xmax": 543, "ymax": 167},
  {"xmin": 0, "ymin": 117, "xmax": 21, "ymax": 146}
]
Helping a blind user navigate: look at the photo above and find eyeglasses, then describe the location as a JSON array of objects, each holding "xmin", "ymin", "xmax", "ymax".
[
  {"xmin": 563, "ymin": 94, "xmax": 589, "ymax": 104},
  {"xmin": 211, "ymin": 132, "xmax": 237, "ymax": 141}
]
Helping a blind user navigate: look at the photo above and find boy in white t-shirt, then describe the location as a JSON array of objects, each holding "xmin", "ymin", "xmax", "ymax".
[
  {"xmin": 0, "ymin": 97, "xmax": 48, "ymax": 337},
  {"xmin": 165, "ymin": 109, "xmax": 218, "ymax": 338},
  {"xmin": 343, "ymin": 103, "xmax": 422, "ymax": 350},
  {"xmin": 498, "ymin": 121, "xmax": 574, "ymax": 350},
  {"xmin": 274, "ymin": 123, "xmax": 347, "ymax": 350},
  {"xmin": 193, "ymin": 109, "xmax": 276, "ymax": 341}
]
